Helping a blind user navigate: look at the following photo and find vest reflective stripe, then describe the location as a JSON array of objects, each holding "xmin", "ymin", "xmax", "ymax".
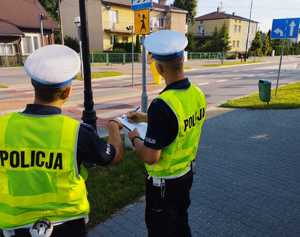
[
  {"xmin": 146, "ymin": 84, "xmax": 206, "ymax": 177},
  {"xmin": 0, "ymin": 113, "xmax": 89, "ymax": 229}
]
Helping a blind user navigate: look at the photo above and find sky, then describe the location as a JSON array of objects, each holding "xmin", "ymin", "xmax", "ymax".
[{"xmin": 166, "ymin": 0, "xmax": 300, "ymax": 32}]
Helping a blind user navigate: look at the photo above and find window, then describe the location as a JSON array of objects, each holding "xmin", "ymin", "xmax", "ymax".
[
  {"xmin": 110, "ymin": 10, "xmax": 118, "ymax": 26},
  {"xmin": 0, "ymin": 44, "xmax": 5, "ymax": 55},
  {"xmin": 122, "ymin": 36, "xmax": 128, "ymax": 42},
  {"xmin": 237, "ymin": 41, "xmax": 240, "ymax": 48},
  {"xmin": 23, "ymin": 36, "xmax": 33, "ymax": 55},
  {"xmin": 159, "ymin": 17, "xmax": 165, "ymax": 28},
  {"xmin": 33, "ymin": 36, "xmax": 39, "ymax": 50},
  {"xmin": 238, "ymin": 25, "xmax": 241, "ymax": 32},
  {"xmin": 232, "ymin": 40, "xmax": 236, "ymax": 48},
  {"xmin": 234, "ymin": 25, "xmax": 238, "ymax": 32},
  {"xmin": 110, "ymin": 35, "xmax": 115, "ymax": 45},
  {"xmin": 0, "ymin": 43, "xmax": 16, "ymax": 56}
]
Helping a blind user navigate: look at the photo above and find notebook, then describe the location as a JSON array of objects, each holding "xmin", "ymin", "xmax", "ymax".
[{"xmin": 117, "ymin": 115, "xmax": 148, "ymax": 140}]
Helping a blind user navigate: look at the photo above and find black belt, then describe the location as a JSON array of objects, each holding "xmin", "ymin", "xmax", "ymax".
[{"xmin": 8, "ymin": 218, "xmax": 85, "ymax": 237}]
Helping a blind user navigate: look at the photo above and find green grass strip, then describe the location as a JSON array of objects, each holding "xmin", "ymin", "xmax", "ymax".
[
  {"xmin": 221, "ymin": 82, "xmax": 300, "ymax": 109},
  {"xmin": 87, "ymin": 150, "xmax": 145, "ymax": 227},
  {"xmin": 77, "ymin": 71, "xmax": 123, "ymax": 81}
]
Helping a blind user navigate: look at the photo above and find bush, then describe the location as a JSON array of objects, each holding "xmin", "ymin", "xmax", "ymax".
[
  {"xmin": 64, "ymin": 36, "xmax": 80, "ymax": 53},
  {"xmin": 113, "ymin": 43, "xmax": 133, "ymax": 53},
  {"xmin": 225, "ymin": 53, "xmax": 237, "ymax": 60}
]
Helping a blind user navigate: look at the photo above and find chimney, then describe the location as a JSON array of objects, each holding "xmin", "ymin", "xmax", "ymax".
[
  {"xmin": 217, "ymin": 7, "xmax": 220, "ymax": 13},
  {"xmin": 159, "ymin": 0, "xmax": 167, "ymax": 5},
  {"xmin": 232, "ymin": 12, "xmax": 235, "ymax": 16}
]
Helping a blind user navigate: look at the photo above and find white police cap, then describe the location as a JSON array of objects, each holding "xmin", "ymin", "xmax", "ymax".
[
  {"xmin": 24, "ymin": 44, "xmax": 81, "ymax": 88},
  {"xmin": 144, "ymin": 30, "xmax": 188, "ymax": 61}
]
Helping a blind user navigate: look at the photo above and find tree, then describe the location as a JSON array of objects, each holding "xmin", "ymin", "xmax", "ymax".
[
  {"xmin": 64, "ymin": 36, "xmax": 80, "ymax": 53},
  {"xmin": 250, "ymin": 31, "xmax": 263, "ymax": 56},
  {"xmin": 186, "ymin": 33, "xmax": 197, "ymax": 51},
  {"xmin": 200, "ymin": 25, "xmax": 231, "ymax": 53},
  {"xmin": 218, "ymin": 24, "xmax": 231, "ymax": 53},
  {"xmin": 173, "ymin": 0, "xmax": 197, "ymax": 24},
  {"xmin": 262, "ymin": 31, "xmax": 273, "ymax": 56},
  {"xmin": 134, "ymin": 35, "xmax": 141, "ymax": 53},
  {"xmin": 39, "ymin": 0, "xmax": 59, "ymax": 20}
]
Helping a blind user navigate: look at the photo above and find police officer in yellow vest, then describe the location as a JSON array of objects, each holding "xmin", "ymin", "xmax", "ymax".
[
  {"xmin": 127, "ymin": 30, "xmax": 206, "ymax": 237},
  {"xmin": 0, "ymin": 45, "xmax": 124, "ymax": 237}
]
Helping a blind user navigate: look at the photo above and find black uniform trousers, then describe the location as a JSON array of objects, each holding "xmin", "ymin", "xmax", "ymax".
[
  {"xmin": 145, "ymin": 170, "xmax": 193, "ymax": 237},
  {"xmin": 2, "ymin": 218, "xmax": 86, "ymax": 237}
]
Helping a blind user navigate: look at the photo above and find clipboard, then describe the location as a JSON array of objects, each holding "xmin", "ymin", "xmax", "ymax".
[{"xmin": 117, "ymin": 115, "xmax": 147, "ymax": 140}]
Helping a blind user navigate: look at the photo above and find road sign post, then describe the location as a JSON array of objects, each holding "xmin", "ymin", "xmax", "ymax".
[
  {"xmin": 132, "ymin": 0, "xmax": 152, "ymax": 112},
  {"xmin": 271, "ymin": 18, "xmax": 300, "ymax": 96}
]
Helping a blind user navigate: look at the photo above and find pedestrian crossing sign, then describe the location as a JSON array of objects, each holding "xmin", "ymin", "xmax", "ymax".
[{"xmin": 134, "ymin": 9, "xmax": 150, "ymax": 35}]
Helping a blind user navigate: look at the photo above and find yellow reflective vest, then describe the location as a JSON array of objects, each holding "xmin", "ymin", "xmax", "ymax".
[
  {"xmin": 0, "ymin": 113, "xmax": 89, "ymax": 229},
  {"xmin": 145, "ymin": 84, "xmax": 206, "ymax": 177}
]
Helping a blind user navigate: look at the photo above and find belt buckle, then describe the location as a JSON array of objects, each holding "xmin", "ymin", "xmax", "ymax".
[{"xmin": 152, "ymin": 177, "xmax": 162, "ymax": 187}]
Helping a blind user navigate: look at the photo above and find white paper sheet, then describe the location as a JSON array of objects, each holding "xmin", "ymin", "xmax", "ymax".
[{"xmin": 117, "ymin": 115, "xmax": 148, "ymax": 140}]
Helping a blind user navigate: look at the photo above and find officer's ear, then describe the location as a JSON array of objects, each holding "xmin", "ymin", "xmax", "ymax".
[
  {"xmin": 155, "ymin": 62, "xmax": 164, "ymax": 75},
  {"xmin": 60, "ymin": 86, "xmax": 71, "ymax": 100}
]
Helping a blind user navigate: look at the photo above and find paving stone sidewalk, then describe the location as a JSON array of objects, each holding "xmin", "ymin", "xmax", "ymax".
[{"xmin": 88, "ymin": 109, "xmax": 300, "ymax": 237}]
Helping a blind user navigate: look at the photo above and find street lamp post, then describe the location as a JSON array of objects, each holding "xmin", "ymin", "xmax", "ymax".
[
  {"xmin": 79, "ymin": 0, "xmax": 97, "ymax": 129},
  {"xmin": 74, "ymin": 16, "xmax": 84, "ymax": 80},
  {"xmin": 245, "ymin": 0, "xmax": 254, "ymax": 62},
  {"xmin": 127, "ymin": 25, "xmax": 134, "ymax": 87}
]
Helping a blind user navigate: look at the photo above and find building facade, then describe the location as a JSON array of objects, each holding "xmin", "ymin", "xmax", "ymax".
[
  {"xmin": 60, "ymin": 0, "xmax": 187, "ymax": 52},
  {"xmin": 191, "ymin": 9, "xmax": 258, "ymax": 53},
  {"xmin": 0, "ymin": 0, "xmax": 56, "ymax": 58}
]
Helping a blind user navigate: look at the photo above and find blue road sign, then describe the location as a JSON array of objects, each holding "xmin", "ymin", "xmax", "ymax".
[
  {"xmin": 132, "ymin": 0, "xmax": 152, "ymax": 11},
  {"xmin": 271, "ymin": 18, "xmax": 300, "ymax": 39}
]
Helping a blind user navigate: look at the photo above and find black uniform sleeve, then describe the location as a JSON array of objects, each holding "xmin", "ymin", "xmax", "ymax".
[
  {"xmin": 144, "ymin": 98, "xmax": 178, "ymax": 150},
  {"xmin": 77, "ymin": 123, "xmax": 116, "ymax": 166}
]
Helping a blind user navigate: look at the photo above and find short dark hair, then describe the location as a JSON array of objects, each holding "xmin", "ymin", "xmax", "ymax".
[
  {"xmin": 32, "ymin": 81, "xmax": 70, "ymax": 103},
  {"xmin": 157, "ymin": 55, "xmax": 184, "ymax": 72}
]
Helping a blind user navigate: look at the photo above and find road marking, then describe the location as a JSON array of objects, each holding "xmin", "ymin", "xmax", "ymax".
[
  {"xmin": 232, "ymin": 77, "xmax": 241, "ymax": 80},
  {"xmin": 198, "ymin": 82, "xmax": 209, "ymax": 86},
  {"xmin": 216, "ymin": 79, "xmax": 228, "ymax": 83}
]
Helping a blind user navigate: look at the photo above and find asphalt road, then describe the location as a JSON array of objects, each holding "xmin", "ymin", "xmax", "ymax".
[{"xmin": 1, "ymin": 57, "xmax": 300, "ymax": 118}]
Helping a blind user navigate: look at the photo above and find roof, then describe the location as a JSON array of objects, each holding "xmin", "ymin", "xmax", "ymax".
[
  {"xmin": 196, "ymin": 11, "xmax": 258, "ymax": 23},
  {"xmin": 102, "ymin": 0, "xmax": 131, "ymax": 7},
  {"xmin": 102, "ymin": 0, "xmax": 187, "ymax": 13},
  {"xmin": 153, "ymin": 3, "xmax": 188, "ymax": 13},
  {"xmin": 0, "ymin": 20, "xmax": 24, "ymax": 37},
  {"xmin": 0, "ymin": 0, "xmax": 57, "ymax": 31}
]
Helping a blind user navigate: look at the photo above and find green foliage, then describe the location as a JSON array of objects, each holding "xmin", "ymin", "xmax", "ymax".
[
  {"xmin": 113, "ymin": 43, "xmax": 132, "ymax": 53},
  {"xmin": 262, "ymin": 31, "xmax": 273, "ymax": 56},
  {"xmin": 64, "ymin": 36, "xmax": 80, "ymax": 53},
  {"xmin": 218, "ymin": 24, "xmax": 231, "ymax": 53},
  {"xmin": 221, "ymin": 82, "xmax": 300, "ymax": 109},
  {"xmin": 199, "ymin": 25, "xmax": 231, "ymax": 53},
  {"xmin": 39, "ymin": 0, "xmax": 59, "ymax": 20},
  {"xmin": 250, "ymin": 31, "xmax": 263, "ymax": 56},
  {"xmin": 135, "ymin": 35, "xmax": 141, "ymax": 53},
  {"xmin": 87, "ymin": 151, "xmax": 145, "ymax": 226},
  {"xmin": 186, "ymin": 33, "xmax": 197, "ymax": 51},
  {"xmin": 173, "ymin": 0, "xmax": 197, "ymax": 23}
]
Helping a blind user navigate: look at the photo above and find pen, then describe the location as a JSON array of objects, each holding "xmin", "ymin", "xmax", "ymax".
[{"xmin": 132, "ymin": 106, "xmax": 140, "ymax": 112}]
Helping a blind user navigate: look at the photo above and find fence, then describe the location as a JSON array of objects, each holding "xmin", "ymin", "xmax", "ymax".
[
  {"xmin": 90, "ymin": 52, "xmax": 140, "ymax": 64},
  {"xmin": 0, "ymin": 54, "xmax": 27, "ymax": 67},
  {"xmin": 1, "ymin": 51, "xmax": 272, "ymax": 67}
]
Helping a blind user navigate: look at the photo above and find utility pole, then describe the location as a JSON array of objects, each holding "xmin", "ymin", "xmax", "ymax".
[
  {"xmin": 58, "ymin": 0, "xmax": 65, "ymax": 45},
  {"xmin": 141, "ymin": 36, "xmax": 148, "ymax": 112},
  {"xmin": 79, "ymin": 0, "xmax": 97, "ymax": 129},
  {"xmin": 245, "ymin": 0, "xmax": 254, "ymax": 62}
]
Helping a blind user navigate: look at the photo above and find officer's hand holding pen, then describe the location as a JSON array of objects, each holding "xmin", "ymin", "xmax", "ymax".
[{"xmin": 127, "ymin": 107, "xmax": 147, "ymax": 123}]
